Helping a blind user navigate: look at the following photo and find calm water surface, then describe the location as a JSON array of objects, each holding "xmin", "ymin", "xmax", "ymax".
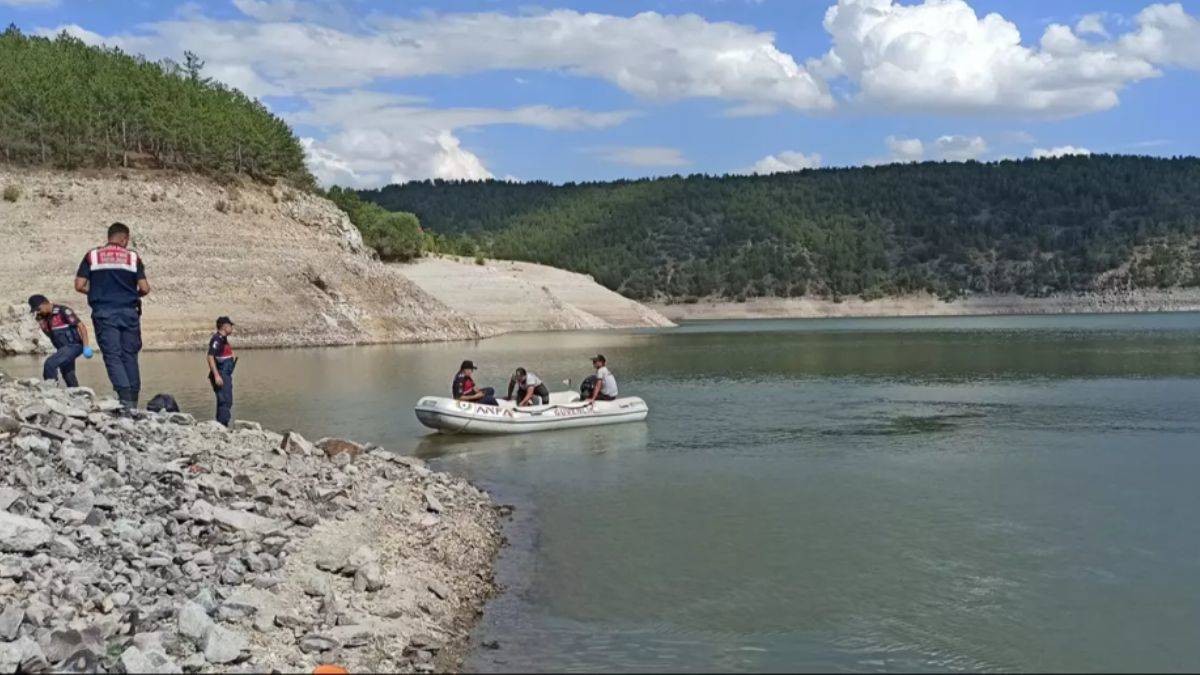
[{"xmin": 5, "ymin": 313, "xmax": 1200, "ymax": 672}]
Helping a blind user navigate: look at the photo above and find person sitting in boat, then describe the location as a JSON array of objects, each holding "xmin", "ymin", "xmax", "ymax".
[
  {"xmin": 506, "ymin": 367, "xmax": 551, "ymax": 406},
  {"xmin": 453, "ymin": 360, "xmax": 498, "ymax": 406},
  {"xmin": 586, "ymin": 354, "xmax": 619, "ymax": 402}
]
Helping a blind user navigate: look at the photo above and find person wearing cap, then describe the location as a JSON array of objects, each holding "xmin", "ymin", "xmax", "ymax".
[
  {"xmin": 453, "ymin": 360, "xmax": 498, "ymax": 406},
  {"xmin": 28, "ymin": 294, "xmax": 91, "ymax": 388},
  {"xmin": 75, "ymin": 222, "xmax": 150, "ymax": 409},
  {"xmin": 206, "ymin": 316, "xmax": 237, "ymax": 426},
  {"xmin": 587, "ymin": 354, "xmax": 619, "ymax": 403},
  {"xmin": 506, "ymin": 367, "xmax": 551, "ymax": 406}
]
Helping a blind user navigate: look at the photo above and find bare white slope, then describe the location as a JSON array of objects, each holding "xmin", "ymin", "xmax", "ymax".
[{"xmin": 395, "ymin": 256, "xmax": 675, "ymax": 333}]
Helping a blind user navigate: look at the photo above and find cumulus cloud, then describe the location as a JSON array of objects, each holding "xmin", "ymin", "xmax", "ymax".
[
  {"xmin": 291, "ymin": 91, "xmax": 633, "ymax": 187},
  {"xmin": 1118, "ymin": 2, "xmax": 1200, "ymax": 69},
  {"xmin": 1032, "ymin": 145, "xmax": 1092, "ymax": 159},
  {"xmin": 53, "ymin": 9, "xmax": 831, "ymax": 111},
  {"xmin": 934, "ymin": 135, "xmax": 987, "ymax": 161},
  {"xmin": 885, "ymin": 136, "xmax": 925, "ymax": 162},
  {"xmin": 588, "ymin": 146, "xmax": 690, "ymax": 168},
  {"xmin": 747, "ymin": 151, "xmax": 822, "ymax": 174},
  {"xmin": 814, "ymin": 0, "xmax": 1161, "ymax": 116},
  {"xmin": 1075, "ymin": 13, "xmax": 1111, "ymax": 38}
]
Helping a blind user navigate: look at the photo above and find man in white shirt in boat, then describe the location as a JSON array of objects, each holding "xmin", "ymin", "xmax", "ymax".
[
  {"xmin": 587, "ymin": 354, "xmax": 619, "ymax": 402},
  {"xmin": 506, "ymin": 367, "xmax": 551, "ymax": 406}
]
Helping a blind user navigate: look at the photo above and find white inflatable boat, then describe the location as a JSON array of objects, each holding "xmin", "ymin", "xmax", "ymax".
[{"xmin": 414, "ymin": 391, "xmax": 648, "ymax": 434}]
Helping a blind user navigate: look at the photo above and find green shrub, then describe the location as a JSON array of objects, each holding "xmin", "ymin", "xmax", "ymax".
[
  {"xmin": 474, "ymin": 254, "xmax": 485, "ymax": 265},
  {"xmin": 2, "ymin": 184, "xmax": 19, "ymax": 202},
  {"xmin": 325, "ymin": 186, "xmax": 424, "ymax": 262}
]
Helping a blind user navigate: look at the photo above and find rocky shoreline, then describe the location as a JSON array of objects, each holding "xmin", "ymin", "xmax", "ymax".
[
  {"xmin": 0, "ymin": 373, "xmax": 503, "ymax": 673},
  {"xmin": 652, "ymin": 288, "xmax": 1200, "ymax": 322}
]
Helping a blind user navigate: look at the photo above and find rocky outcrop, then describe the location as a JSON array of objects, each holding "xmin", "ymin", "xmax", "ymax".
[
  {"xmin": 0, "ymin": 168, "xmax": 491, "ymax": 354},
  {"xmin": 0, "ymin": 373, "xmax": 502, "ymax": 673},
  {"xmin": 0, "ymin": 305, "xmax": 51, "ymax": 357}
]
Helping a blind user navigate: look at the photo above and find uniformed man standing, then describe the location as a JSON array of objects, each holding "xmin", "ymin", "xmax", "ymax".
[
  {"xmin": 206, "ymin": 316, "xmax": 236, "ymax": 426},
  {"xmin": 74, "ymin": 222, "xmax": 150, "ymax": 409},
  {"xmin": 28, "ymin": 294, "xmax": 90, "ymax": 388}
]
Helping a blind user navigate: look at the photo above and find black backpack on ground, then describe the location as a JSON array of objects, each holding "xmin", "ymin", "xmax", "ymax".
[{"xmin": 146, "ymin": 393, "xmax": 180, "ymax": 413}]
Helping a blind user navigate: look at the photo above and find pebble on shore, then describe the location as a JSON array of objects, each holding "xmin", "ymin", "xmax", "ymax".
[{"xmin": 0, "ymin": 372, "xmax": 502, "ymax": 673}]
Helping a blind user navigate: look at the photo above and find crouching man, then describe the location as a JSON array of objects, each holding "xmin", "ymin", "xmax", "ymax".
[{"xmin": 29, "ymin": 294, "xmax": 90, "ymax": 388}]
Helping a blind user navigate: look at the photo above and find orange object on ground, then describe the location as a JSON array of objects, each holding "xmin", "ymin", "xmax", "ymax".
[{"xmin": 313, "ymin": 666, "xmax": 348, "ymax": 675}]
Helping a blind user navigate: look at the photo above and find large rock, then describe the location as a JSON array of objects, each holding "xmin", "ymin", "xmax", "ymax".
[
  {"xmin": 0, "ymin": 636, "xmax": 44, "ymax": 673},
  {"xmin": 0, "ymin": 605, "xmax": 24, "ymax": 640},
  {"xmin": 209, "ymin": 506, "xmax": 285, "ymax": 535},
  {"xmin": 280, "ymin": 430, "xmax": 316, "ymax": 456},
  {"xmin": 0, "ymin": 511, "xmax": 51, "ymax": 552},
  {"xmin": 202, "ymin": 625, "xmax": 247, "ymax": 664},
  {"xmin": 120, "ymin": 646, "xmax": 182, "ymax": 674},
  {"xmin": 177, "ymin": 602, "xmax": 213, "ymax": 644},
  {"xmin": 317, "ymin": 438, "xmax": 363, "ymax": 460}
]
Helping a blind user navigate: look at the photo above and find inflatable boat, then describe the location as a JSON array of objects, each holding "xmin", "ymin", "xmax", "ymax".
[{"xmin": 414, "ymin": 391, "xmax": 649, "ymax": 434}]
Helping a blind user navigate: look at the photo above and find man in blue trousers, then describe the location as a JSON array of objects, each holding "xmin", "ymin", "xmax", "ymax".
[
  {"xmin": 206, "ymin": 316, "xmax": 237, "ymax": 426},
  {"xmin": 29, "ymin": 294, "xmax": 90, "ymax": 387},
  {"xmin": 75, "ymin": 222, "xmax": 150, "ymax": 410}
]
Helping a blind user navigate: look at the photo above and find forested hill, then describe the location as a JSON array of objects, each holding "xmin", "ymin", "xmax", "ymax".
[
  {"xmin": 0, "ymin": 26, "xmax": 314, "ymax": 188},
  {"xmin": 360, "ymin": 156, "xmax": 1200, "ymax": 302}
]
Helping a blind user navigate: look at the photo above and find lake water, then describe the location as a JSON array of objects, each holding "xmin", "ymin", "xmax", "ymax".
[{"xmin": 5, "ymin": 313, "xmax": 1200, "ymax": 672}]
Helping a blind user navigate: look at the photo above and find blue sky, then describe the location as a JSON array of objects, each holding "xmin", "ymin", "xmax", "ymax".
[{"xmin": 4, "ymin": 0, "xmax": 1198, "ymax": 186}]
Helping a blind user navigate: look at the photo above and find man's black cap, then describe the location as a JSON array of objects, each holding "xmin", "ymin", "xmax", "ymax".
[
  {"xmin": 591, "ymin": 354, "xmax": 606, "ymax": 363},
  {"xmin": 216, "ymin": 316, "xmax": 234, "ymax": 328},
  {"xmin": 460, "ymin": 360, "xmax": 476, "ymax": 370},
  {"xmin": 27, "ymin": 294, "xmax": 48, "ymax": 313}
]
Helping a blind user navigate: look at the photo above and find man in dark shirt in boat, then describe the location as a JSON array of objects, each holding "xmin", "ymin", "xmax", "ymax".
[
  {"xmin": 453, "ymin": 360, "xmax": 498, "ymax": 406},
  {"xmin": 506, "ymin": 367, "xmax": 551, "ymax": 406}
]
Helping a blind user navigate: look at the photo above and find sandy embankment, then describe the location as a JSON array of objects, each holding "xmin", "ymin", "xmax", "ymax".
[
  {"xmin": 394, "ymin": 256, "xmax": 675, "ymax": 332},
  {"xmin": 0, "ymin": 168, "xmax": 493, "ymax": 355},
  {"xmin": 652, "ymin": 289, "xmax": 1200, "ymax": 321}
]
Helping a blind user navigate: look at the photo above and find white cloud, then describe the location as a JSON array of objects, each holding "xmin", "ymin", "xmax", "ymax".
[
  {"xmin": 747, "ymin": 151, "xmax": 822, "ymax": 174},
  {"xmin": 1118, "ymin": 2, "xmax": 1200, "ymax": 69},
  {"xmin": 54, "ymin": 9, "xmax": 831, "ymax": 111},
  {"xmin": 814, "ymin": 0, "xmax": 1161, "ymax": 117},
  {"xmin": 1075, "ymin": 13, "xmax": 1110, "ymax": 38},
  {"xmin": 302, "ymin": 131, "xmax": 491, "ymax": 189},
  {"xmin": 874, "ymin": 133, "xmax": 985, "ymax": 164},
  {"xmin": 589, "ymin": 146, "xmax": 690, "ymax": 168},
  {"xmin": 934, "ymin": 134, "xmax": 987, "ymax": 161},
  {"xmin": 290, "ymin": 91, "xmax": 632, "ymax": 186},
  {"xmin": 1032, "ymin": 145, "xmax": 1092, "ymax": 159},
  {"xmin": 0, "ymin": 0, "xmax": 58, "ymax": 6},
  {"xmin": 885, "ymin": 135, "xmax": 925, "ymax": 162}
]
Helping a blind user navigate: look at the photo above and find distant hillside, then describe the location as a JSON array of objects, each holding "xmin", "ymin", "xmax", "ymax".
[
  {"xmin": 360, "ymin": 156, "xmax": 1200, "ymax": 302},
  {"xmin": 0, "ymin": 25, "xmax": 313, "ymax": 188}
]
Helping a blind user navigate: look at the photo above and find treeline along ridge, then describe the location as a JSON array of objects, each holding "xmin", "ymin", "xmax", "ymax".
[
  {"xmin": 0, "ymin": 26, "xmax": 314, "ymax": 189},
  {"xmin": 360, "ymin": 156, "xmax": 1200, "ymax": 302}
]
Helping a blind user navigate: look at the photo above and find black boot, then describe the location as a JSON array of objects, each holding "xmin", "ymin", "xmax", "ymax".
[
  {"xmin": 116, "ymin": 387, "xmax": 134, "ymax": 410},
  {"xmin": 130, "ymin": 389, "xmax": 140, "ymax": 410}
]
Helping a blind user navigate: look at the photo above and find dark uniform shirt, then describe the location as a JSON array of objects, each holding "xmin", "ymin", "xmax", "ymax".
[
  {"xmin": 76, "ymin": 244, "xmax": 146, "ymax": 311},
  {"xmin": 452, "ymin": 371, "xmax": 476, "ymax": 399},
  {"xmin": 207, "ymin": 333, "xmax": 235, "ymax": 362},
  {"xmin": 37, "ymin": 304, "xmax": 83, "ymax": 349}
]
